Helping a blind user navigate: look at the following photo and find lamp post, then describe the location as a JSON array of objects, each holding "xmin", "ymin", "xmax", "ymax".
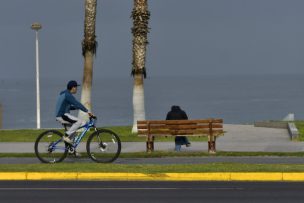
[{"xmin": 31, "ymin": 23, "xmax": 42, "ymax": 129}]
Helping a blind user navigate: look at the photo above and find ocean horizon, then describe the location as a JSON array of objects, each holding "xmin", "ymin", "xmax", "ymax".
[{"xmin": 0, "ymin": 74, "xmax": 303, "ymax": 129}]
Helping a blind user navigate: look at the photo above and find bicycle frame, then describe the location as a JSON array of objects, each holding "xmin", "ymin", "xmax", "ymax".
[
  {"xmin": 50, "ymin": 118, "xmax": 97, "ymax": 151},
  {"xmin": 72, "ymin": 118, "xmax": 97, "ymax": 148}
]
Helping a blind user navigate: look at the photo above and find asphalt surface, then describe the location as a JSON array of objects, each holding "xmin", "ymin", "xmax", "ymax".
[
  {"xmin": 2, "ymin": 156, "xmax": 304, "ymax": 164},
  {"xmin": 0, "ymin": 181, "xmax": 303, "ymax": 203}
]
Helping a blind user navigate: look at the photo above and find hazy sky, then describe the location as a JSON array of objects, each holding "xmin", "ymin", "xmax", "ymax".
[{"xmin": 1, "ymin": 0, "xmax": 304, "ymax": 80}]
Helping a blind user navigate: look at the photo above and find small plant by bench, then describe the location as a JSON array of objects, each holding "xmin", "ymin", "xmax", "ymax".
[{"xmin": 137, "ymin": 119, "xmax": 224, "ymax": 154}]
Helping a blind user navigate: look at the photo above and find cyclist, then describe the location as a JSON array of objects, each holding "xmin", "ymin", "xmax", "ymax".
[{"xmin": 55, "ymin": 80, "xmax": 94, "ymax": 144}]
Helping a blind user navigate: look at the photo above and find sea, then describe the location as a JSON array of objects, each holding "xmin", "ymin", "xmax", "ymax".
[{"xmin": 0, "ymin": 74, "xmax": 304, "ymax": 129}]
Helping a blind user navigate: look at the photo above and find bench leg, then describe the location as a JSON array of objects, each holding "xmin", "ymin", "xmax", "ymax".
[
  {"xmin": 146, "ymin": 136, "xmax": 154, "ymax": 153},
  {"xmin": 208, "ymin": 136, "xmax": 216, "ymax": 154},
  {"xmin": 146, "ymin": 141, "xmax": 154, "ymax": 152}
]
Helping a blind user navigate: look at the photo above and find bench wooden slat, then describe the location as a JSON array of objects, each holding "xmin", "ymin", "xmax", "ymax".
[
  {"xmin": 137, "ymin": 120, "xmax": 223, "ymax": 134},
  {"xmin": 138, "ymin": 129, "xmax": 209, "ymax": 134},
  {"xmin": 138, "ymin": 123, "xmax": 222, "ymax": 127},
  {"xmin": 137, "ymin": 124, "xmax": 222, "ymax": 130},
  {"xmin": 142, "ymin": 119, "xmax": 223, "ymax": 124},
  {"xmin": 138, "ymin": 129, "xmax": 224, "ymax": 136},
  {"xmin": 137, "ymin": 119, "xmax": 223, "ymax": 125}
]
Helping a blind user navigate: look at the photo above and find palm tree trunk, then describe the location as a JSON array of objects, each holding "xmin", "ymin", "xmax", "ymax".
[
  {"xmin": 79, "ymin": 0, "xmax": 97, "ymax": 120},
  {"xmin": 132, "ymin": 74, "xmax": 146, "ymax": 133},
  {"xmin": 80, "ymin": 51, "xmax": 94, "ymax": 110},
  {"xmin": 131, "ymin": 0, "xmax": 150, "ymax": 133}
]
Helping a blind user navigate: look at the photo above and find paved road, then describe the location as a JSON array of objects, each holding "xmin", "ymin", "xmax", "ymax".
[
  {"xmin": 0, "ymin": 181, "xmax": 303, "ymax": 203},
  {"xmin": 2, "ymin": 156, "xmax": 304, "ymax": 164}
]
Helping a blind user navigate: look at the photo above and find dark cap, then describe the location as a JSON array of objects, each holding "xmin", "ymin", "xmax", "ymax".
[{"xmin": 67, "ymin": 80, "xmax": 80, "ymax": 90}]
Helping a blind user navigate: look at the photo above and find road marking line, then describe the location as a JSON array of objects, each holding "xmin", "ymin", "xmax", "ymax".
[{"xmin": 0, "ymin": 187, "xmax": 244, "ymax": 191}]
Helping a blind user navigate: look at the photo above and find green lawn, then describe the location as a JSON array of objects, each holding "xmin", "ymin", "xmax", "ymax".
[
  {"xmin": 295, "ymin": 121, "xmax": 304, "ymax": 141},
  {"xmin": 0, "ymin": 126, "xmax": 207, "ymax": 142},
  {"xmin": 1, "ymin": 151, "xmax": 304, "ymax": 173},
  {"xmin": 4, "ymin": 121, "xmax": 304, "ymax": 142},
  {"xmin": 0, "ymin": 163, "xmax": 304, "ymax": 172}
]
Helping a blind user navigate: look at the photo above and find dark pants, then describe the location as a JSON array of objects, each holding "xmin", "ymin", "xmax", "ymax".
[
  {"xmin": 175, "ymin": 136, "xmax": 189, "ymax": 145},
  {"xmin": 175, "ymin": 136, "xmax": 190, "ymax": 151}
]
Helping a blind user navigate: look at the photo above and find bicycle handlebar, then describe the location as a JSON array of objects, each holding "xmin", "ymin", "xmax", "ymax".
[{"xmin": 90, "ymin": 115, "xmax": 97, "ymax": 120}]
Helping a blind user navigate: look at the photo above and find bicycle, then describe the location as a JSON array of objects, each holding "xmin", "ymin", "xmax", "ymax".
[{"xmin": 34, "ymin": 116, "xmax": 121, "ymax": 163}]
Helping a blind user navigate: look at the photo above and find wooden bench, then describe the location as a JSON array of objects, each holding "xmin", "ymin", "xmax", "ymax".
[{"xmin": 137, "ymin": 119, "xmax": 224, "ymax": 154}]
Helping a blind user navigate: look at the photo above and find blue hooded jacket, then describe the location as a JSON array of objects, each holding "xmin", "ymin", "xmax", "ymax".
[{"xmin": 55, "ymin": 90, "xmax": 88, "ymax": 117}]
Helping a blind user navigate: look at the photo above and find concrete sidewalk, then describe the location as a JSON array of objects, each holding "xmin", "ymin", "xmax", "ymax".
[
  {"xmin": 217, "ymin": 124, "xmax": 304, "ymax": 152},
  {"xmin": 0, "ymin": 124, "xmax": 303, "ymax": 153}
]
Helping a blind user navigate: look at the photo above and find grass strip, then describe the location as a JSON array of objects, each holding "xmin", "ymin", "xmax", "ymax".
[
  {"xmin": 0, "ymin": 127, "xmax": 207, "ymax": 142},
  {"xmin": 4, "ymin": 121, "xmax": 304, "ymax": 142},
  {"xmin": 0, "ymin": 163, "xmax": 304, "ymax": 173},
  {"xmin": 295, "ymin": 121, "xmax": 304, "ymax": 141}
]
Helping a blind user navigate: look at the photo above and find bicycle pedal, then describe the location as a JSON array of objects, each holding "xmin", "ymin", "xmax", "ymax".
[
  {"xmin": 68, "ymin": 151, "xmax": 81, "ymax": 157},
  {"xmin": 68, "ymin": 147, "xmax": 74, "ymax": 153}
]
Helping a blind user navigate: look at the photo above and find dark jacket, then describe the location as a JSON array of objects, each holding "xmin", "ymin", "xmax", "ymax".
[
  {"xmin": 166, "ymin": 106, "xmax": 188, "ymax": 120},
  {"xmin": 166, "ymin": 106, "xmax": 189, "ymax": 145},
  {"xmin": 55, "ymin": 90, "xmax": 88, "ymax": 117}
]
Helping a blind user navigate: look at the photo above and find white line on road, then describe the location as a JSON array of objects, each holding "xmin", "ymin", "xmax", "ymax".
[{"xmin": 0, "ymin": 187, "xmax": 244, "ymax": 191}]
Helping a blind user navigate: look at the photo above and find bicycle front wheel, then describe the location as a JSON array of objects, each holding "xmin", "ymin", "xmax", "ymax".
[
  {"xmin": 34, "ymin": 130, "xmax": 68, "ymax": 163},
  {"xmin": 86, "ymin": 129, "xmax": 121, "ymax": 163}
]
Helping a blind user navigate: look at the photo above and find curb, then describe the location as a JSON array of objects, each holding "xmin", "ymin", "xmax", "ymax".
[
  {"xmin": 287, "ymin": 122, "xmax": 299, "ymax": 140},
  {"xmin": 1, "ymin": 172, "xmax": 304, "ymax": 181}
]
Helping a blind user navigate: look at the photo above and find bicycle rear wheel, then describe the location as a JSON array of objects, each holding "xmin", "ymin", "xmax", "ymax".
[
  {"xmin": 86, "ymin": 129, "xmax": 121, "ymax": 163},
  {"xmin": 34, "ymin": 130, "xmax": 68, "ymax": 163}
]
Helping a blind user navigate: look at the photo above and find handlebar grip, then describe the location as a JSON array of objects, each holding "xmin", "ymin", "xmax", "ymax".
[{"xmin": 90, "ymin": 115, "xmax": 97, "ymax": 119}]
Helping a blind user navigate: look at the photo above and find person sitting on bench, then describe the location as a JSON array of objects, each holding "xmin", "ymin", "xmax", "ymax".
[{"xmin": 166, "ymin": 105, "xmax": 191, "ymax": 151}]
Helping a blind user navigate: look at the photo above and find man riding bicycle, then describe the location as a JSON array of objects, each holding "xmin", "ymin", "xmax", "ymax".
[{"xmin": 55, "ymin": 80, "xmax": 94, "ymax": 144}]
